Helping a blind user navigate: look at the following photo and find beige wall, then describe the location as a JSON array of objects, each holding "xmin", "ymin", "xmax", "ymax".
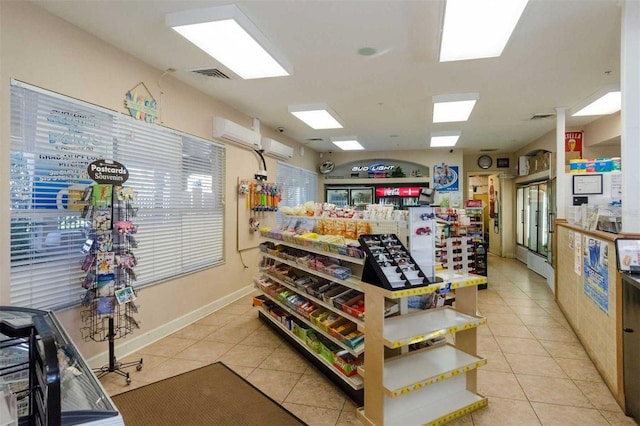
[{"xmin": 0, "ymin": 2, "xmax": 317, "ymax": 360}]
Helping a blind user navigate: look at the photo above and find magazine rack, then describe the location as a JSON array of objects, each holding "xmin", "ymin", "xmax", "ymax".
[{"xmin": 80, "ymin": 184, "xmax": 142, "ymax": 384}]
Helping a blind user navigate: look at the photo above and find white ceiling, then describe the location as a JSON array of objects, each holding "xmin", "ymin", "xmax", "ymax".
[{"xmin": 33, "ymin": 0, "xmax": 622, "ymax": 154}]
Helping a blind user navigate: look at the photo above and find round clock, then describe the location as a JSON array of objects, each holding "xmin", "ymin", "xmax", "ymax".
[{"xmin": 478, "ymin": 155, "xmax": 493, "ymax": 169}]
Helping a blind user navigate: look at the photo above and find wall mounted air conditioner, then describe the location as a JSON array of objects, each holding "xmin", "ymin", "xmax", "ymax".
[
  {"xmin": 213, "ymin": 116, "xmax": 262, "ymax": 150},
  {"xmin": 261, "ymin": 137, "xmax": 294, "ymax": 160}
]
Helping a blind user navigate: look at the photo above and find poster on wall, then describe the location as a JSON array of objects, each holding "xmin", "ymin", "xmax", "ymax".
[
  {"xmin": 565, "ymin": 131, "xmax": 583, "ymax": 164},
  {"xmin": 433, "ymin": 164, "xmax": 459, "ymax": 192},
  {"xmin": 583, "ymin": 236, "xmax": 609, "ymax": 314}
]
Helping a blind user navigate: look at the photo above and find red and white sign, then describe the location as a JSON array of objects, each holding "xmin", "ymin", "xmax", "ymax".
[
  {"xmin": 465, "ymin": 199, "xmax": 483, "ymax": 208},
  {"xmin": 376, "ymin": 187, "xmax": 423, "ymax": 197},
  {"xmin": 565, "ymin": 131, "xmax": 583, "ymax": 157}
]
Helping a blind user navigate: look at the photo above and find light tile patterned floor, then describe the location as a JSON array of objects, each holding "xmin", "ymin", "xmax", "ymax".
[{"xmin": 99, "ymin": 256, "xmax": 638, "ymax": 425}]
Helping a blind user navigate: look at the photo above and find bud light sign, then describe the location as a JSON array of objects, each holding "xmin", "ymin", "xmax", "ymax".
[{"xmin": 352, "ymin": 163, "xmax": 396, "ymax": 174}]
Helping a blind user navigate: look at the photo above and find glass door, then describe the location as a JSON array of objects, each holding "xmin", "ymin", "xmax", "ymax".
[
  {"xmin": 538, "ymin": 182, "xmax": 548, "ymax": 257},
  {"xmin": 547, "ymin": 178, "xmax": 556, "ymax": 265},
  {"xmin": 523, "ymin": 186, "xmax": 531, "ymax": 249},
  {"xmin": 326, "ymin": 188, "xmax": 349, "ymax": 207},
  {"xmin": 527, "ymin": 185, "xmax": 539, "ymax": 252},
  {"xmin": 349, "ymin": 187, "xmax": 373, "ymax": 210},
  {"xmin": 516, "ymin": 187, "xmax": 524, "ymax": 245}
]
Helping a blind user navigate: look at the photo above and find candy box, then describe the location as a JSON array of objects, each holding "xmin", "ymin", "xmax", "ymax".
[
  {"xmin": 333, "ymin": 351, "xmax": 364, "ymax": 377},
  {"xmin": 342, "ymin": 294, "xmax": 365, "ymax": 319}
]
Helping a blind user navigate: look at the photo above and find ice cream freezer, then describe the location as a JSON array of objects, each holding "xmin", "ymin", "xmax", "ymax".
[{"xmin": 0, "ymin": 306, "xmax": 123, "ymax": 426}]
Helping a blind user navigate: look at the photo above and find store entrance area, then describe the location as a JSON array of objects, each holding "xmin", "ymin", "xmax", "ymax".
[{"xmin": 98, "ymin": 257, "xmax": 633, "ymax": 425}]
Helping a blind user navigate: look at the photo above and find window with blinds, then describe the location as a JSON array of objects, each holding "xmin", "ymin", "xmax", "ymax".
[
  {"xmin": 276, "ymin": 162, "xmax": 318, "ymax": 217},
  {"xmin": 9, "ymin": 80, "xmax": 225, "ymax": 310}
]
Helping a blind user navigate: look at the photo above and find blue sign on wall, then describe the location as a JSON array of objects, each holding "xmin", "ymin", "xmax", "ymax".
[{"xmin": 433, "ymin": 164, "xmax": 459, "ymax": 192}]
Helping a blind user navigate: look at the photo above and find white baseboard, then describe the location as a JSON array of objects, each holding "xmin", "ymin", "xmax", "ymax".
[{"xmin": 86, "ymin": 284, "xmax": 255, "ymax": 368}]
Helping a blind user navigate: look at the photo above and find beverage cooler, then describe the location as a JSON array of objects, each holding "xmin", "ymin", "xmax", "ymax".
[
  {"xmin": 325, "ymin": 186, "xmax": 374, "ymax": 209},
  {"xmin": 376, "ymin": 186, "xmax": 427, "ymax": 209}
]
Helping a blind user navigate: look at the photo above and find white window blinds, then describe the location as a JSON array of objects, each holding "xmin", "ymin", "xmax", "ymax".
[
  {"xmin": 276, "ymin": 162, "xmax": 318, "ymax": 213},
  {"xmin": 9, "ymin": 80, "xmax": 225, "ymax": 310}
]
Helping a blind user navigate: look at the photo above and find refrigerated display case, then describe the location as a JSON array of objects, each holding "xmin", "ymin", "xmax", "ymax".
[
  {"xmin": 0, "ymin": 306, "xmax": 124, "ymax": 425},
  {"xmin": 376, "ymin": 186, "xmax": 427, "ymax": 209},
  {"xmin": 325, "ymin": 187, "xmax": 373, "ymax": 209},
  {"xmin": 516, "ymin": 181, "xmax": 552, "ymax": 259}
]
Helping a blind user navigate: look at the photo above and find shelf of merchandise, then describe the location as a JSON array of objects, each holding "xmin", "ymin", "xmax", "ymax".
[
  {"xmin": 259, "ymin": 290, "xmax": 364, "ymax": 356},
  {"xmin": 262, "ymin": 253, "xmax": 363, "ymax": 291},
  {"xmin": 262, "ymin": 236, "xmax": 365, "ymax": 265},
  {"xmin": 260, "ymin": 271, "xmax": 364, "ymax": 327},
  {"xmin": 257, "ymin": 305, "xmax": 364, "ymax": 390},
  {"xmin": 357, "ymin": 275, "xmax": 487, "ymax": 426}
]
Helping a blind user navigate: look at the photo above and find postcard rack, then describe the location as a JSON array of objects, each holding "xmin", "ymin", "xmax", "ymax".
[
  {"xmin": 0, "ymin": 307, "xmax": 61, "ymax": 426},
  {"xmin": 79, "ymin": 184, "xmax": 142, "ymax": 384}
]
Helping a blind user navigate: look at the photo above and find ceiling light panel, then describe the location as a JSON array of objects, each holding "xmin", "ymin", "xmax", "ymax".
[
  {"xmin": 440, "ymin": 0, "xmax": 529, "ymax": 62},
  {"xmin": 331, "ymin": 139, "xmax": 364, "ymax": 150},
  {"xmin": 433, "ymin": 93, "xmax": 479, "ymax": 123},
  {"xmin": 430, "ymin": 131, "xmax": 461, "ymax": 147},
  {"xmin": 572, "ymin": 91, "xmax": 621, "ymax": 116},
  {"xmin": 166, "ymin": 5, "xmax": 292, "ymax": 79},
  {"xmin": 289, "ymin": 104, "xmax": 344, "ymax": 129}
]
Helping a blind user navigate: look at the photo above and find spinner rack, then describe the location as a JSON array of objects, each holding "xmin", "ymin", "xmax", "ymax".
[{"xmin": 80, "ymin": 184, "xmax": 142, "ymax": 384}]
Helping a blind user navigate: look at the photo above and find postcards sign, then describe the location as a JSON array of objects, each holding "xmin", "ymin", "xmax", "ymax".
[{"xmin": 87, "ymin": 159, "xmax": 129, "ymax": 184}]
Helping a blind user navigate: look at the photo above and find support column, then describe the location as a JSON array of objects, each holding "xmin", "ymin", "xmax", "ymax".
[
  {"xmin": 555, "ymin": 107, "xmax": 566, "ymax": 220},
  {"xmin": 622, "ymin": 1, "xmax": 640, "ymax": 233}
]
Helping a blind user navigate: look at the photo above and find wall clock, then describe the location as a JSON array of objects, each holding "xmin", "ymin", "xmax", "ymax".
[{"xmin": 478, "ymin": 155, "xmax": 493, "ymax": 169}]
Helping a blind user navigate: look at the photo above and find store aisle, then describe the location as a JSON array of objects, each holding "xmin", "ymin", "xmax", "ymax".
[{"xmin": 99, "ymin": 256, "xmax": 637, "ymax": 426}]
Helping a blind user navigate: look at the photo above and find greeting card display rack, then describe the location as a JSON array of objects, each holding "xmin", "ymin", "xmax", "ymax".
[{"xmin": 80, "ymin": 184, "xmax": 142, "ymax": 384}]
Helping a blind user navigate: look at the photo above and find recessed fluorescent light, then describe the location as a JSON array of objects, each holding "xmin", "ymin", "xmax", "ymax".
[
  {"xmin": 440, "ymin": 0, "xmax": 529, "ymax": 62},
  {"xmin": 572, "ymin": 91, "xmax": 621, "ymax": 116},
  {"xmin": 289, "ymin": 104, "xmax": 344, "ymax": 129},
  {"xmin": 166, "ymin": 5, "xmax": 292, "ymax": 79},
  {"xmin": 331, "ymin": 139, "xmax": 364, "ymax": 151},
  {"xmin": 433, "ymin": 93, "xmax": 479, "ymax": 123},
  {"xmin": 430, "ymin": 131, "xmax": 461, "ymax": 147}
]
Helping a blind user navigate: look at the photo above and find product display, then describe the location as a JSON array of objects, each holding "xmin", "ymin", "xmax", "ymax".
[
  {"xmin": 357, "ymin": 267, "xmax": 488, "ymax": 425},
  {"xmin": 359, "ymin": 234, "xmax": 432, "ymax": 289},
  {"xmin": 79, "ymin": 177, "xmax": 142, "ymax": 384}
]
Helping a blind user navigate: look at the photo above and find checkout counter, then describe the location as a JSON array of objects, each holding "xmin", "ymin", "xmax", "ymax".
[
  {"xmin": 616, "ymin": 238, "xmax": 640, "ymax": 421},
  {"xmin": 555, "ymin": 223, "xmax": 640, "ymax": 420}
]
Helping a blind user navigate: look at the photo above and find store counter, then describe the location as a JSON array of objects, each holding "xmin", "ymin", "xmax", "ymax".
[{"xmin": 555, "ymin": 221, "xmax": 640, "ymax": 411}]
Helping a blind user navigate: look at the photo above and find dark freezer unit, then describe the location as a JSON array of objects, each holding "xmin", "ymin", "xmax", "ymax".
[{"xmin": 0, "ymin": 306, "xmax": 123, "ymax": 425}]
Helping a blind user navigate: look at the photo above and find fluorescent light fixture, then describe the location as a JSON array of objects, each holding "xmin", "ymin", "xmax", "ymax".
[
  {"xmin": 440, "ymin": 0, "xmax": 529, "ymax": 62},
  {"xmin": 331, "ymin": 138, "xmax": 364, "ymax": 151},
  {"xmin": 289, "ymin": 104, "xmax": 344, "ymax": 129},
  {"xmin": 572, "ymin": 91, "xmax": 621, "ymax": 116},
  {"xmin": 433, "ymin": 93, "xmax": 479, "ymax": 123},
  {"xmin": 166, "ymin": 5, "xmax": 292, "ymax": 79},
  {"xmin": 430, "ymin": 131, "xmax": 461, "ymax": 147}
]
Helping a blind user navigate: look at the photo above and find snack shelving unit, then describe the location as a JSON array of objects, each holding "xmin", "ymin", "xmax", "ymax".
[
  {"xmin": 256, "ymin": 232, "xmax": 369, "ymax": 404},
  {"xmin": 256, "ymin": 225, "xmax": 487, "ymax": 421}
]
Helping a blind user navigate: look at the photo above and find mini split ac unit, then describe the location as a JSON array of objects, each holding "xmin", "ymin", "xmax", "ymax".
[
  {"xmin": 261, "ymin": 137, "xmax": 294, "ymax": 160},
  {"xmin": 213, "ymin": 116, "xmax": 262, "ymax": 150}
]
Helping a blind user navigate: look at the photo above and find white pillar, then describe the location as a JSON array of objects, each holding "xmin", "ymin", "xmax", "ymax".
[
  {"xmin": 555, "ymin": 107, "xmax": 566, "ymax": 220},
  {"xmin": 622, "ymin": 1, "xmax": 640, "ymax": 233}
]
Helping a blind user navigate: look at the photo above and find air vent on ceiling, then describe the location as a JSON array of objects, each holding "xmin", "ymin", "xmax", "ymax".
[
  {"xmin": 530, "ymin": 113, "xmax": 556, "ymax": 120},
  {"xmin": 479, "ymin": 148, "xmax": 498, "ymax": 152},
  {"xmin": 190, "ymin": 68, "xmax": 231, "ymax": 79},
  {"xmin": 305, "ymin": 138, "xmax": 324, "ymax": 142}
]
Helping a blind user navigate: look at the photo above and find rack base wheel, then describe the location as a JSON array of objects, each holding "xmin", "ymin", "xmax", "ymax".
[{"xmin": 126, "ymin": 374, "xmax": 131, "ymax": 385}]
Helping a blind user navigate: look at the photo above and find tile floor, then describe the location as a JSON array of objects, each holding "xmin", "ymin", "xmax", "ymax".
[{"xmin": 99, "ymin": 256, "xmax": 638, "ymax": 425}]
